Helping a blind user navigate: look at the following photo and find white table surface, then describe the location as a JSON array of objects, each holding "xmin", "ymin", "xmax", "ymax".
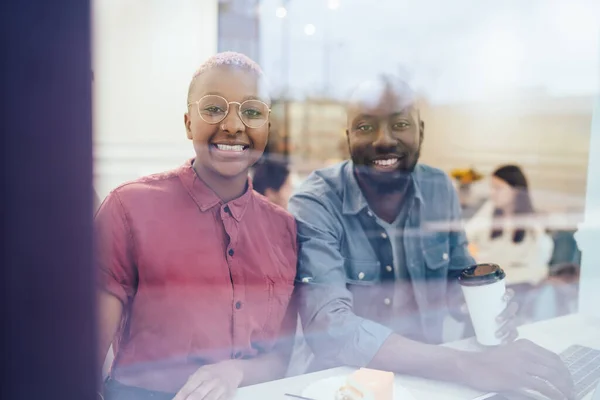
[{"xmin": 235, "ymin": 313, "xmax": 600, "ymax": 400}]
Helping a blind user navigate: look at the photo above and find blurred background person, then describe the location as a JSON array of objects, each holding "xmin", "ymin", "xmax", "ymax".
[
  {"xmin": 450, "ymin": 166, "xmax": 486, "ymax": 220},
  {"xmin": 252, "ymin": 156, "xmax": 293, "ymax": 209},
  {"xmin": 466, "ymin": 165, "xmax": 554, "ymax": 287}
]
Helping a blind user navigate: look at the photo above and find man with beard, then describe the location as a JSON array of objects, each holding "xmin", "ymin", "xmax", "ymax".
[{"xmin": 288, "ymin": 76, "xmax": 574, "ymax": 399}]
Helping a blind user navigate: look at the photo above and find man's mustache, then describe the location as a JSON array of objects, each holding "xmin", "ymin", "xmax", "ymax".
[
  {"xmin": 364, "ymin": 146, "xmax": 410, "ymax": 159},
  {"xmin": 353, "ymin": 164, "xmax": 410, "ymax": 175}
]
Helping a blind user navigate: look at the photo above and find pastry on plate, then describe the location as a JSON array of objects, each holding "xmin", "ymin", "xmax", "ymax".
[{"xmin": 334, "ymin": 368, "xmax": 394, "ymax": 400}]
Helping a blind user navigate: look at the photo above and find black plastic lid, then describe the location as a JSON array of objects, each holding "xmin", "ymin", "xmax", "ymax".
[{"xmin": 458, "ymin": 263, "xmax": 505, "ymax": 287}]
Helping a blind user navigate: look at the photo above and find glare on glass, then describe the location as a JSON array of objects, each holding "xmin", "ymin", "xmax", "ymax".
[{"xmin": 188, "ymin": 95, "xmax": 271, "ymax": 129}]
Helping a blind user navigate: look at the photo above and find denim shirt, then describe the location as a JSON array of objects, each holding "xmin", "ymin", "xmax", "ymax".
[{"xmin": 288, "ymin": 161, "xmax": 475, "ymax": 368}]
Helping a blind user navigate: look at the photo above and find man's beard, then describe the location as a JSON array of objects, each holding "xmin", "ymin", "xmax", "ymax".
[{"xmin": 352, "ymin": 150, "xmax": 420, "ymax": 194}]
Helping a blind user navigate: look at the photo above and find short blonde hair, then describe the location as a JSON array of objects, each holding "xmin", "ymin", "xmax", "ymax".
[{"xmin": 187, "ymin": 52, "xmax": 265, "ymax": 104}]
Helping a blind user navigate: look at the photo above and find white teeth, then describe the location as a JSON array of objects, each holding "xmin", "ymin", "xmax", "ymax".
[
  {"xmin": 215, "ymin": 144, "xmax": 245, "ymax": 152},
  {"xmin": 373, "ymin": 158, "xmax": 398, "ymax": 166}
]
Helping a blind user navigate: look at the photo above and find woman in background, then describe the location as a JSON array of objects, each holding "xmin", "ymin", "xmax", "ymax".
[{"xmin": 466, "ymin": 165, "xmax": 554, "ymax": 287}]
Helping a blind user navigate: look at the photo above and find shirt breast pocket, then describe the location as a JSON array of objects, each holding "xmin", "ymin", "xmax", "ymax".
[
  {"xmin": 343, "ymin": 258, "xmax": 387, "ymax": 319},
  {"xmin": 422, "ymin": 234, "xmax": 450, "ymax": 274},
  {"xmin": 261, "ymin": 275, "xmax": 294, "ymax": 339},
  {"xmin": 344, "ymin": 258, "xmax": 381, "ymax": 285}
]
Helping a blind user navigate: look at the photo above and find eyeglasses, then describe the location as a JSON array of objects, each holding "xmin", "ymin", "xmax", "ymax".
[{"xmin": 188, "ymin": 95, "xmax": 271, "ymax": 129}]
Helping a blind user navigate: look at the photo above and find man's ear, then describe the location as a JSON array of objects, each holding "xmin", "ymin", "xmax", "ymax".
[
  {"xmin": 419, "ymin": 120, "xmax": 424, "ymax": 141},
  {"xmin": 184, "ymin": 113, "xmax": 193, "ymax": 140}
]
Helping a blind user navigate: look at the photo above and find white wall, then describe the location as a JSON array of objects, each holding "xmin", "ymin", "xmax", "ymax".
[
  {"xmin": 93, "ymin": 0, "xmax": 218, "ymax": 374},
  {"xmin": 92, "ymin": 0, "xmax": 218, "ymax": 199}
]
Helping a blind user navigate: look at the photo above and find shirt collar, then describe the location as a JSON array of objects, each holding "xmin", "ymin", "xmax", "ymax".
[
  {"xmin": 341, "ymin": 160, "xmax": 424, "ymax": 216},
  {"xmin": 178, "ymin": 158, "xmax": 252, "ymax": 222}
]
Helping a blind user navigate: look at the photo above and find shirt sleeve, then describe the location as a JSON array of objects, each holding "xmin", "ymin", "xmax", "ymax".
[
  {"xmin": 289, "ymin": 191, "xmax": 393, "ymax": 368},
  {"xmin": 445, "ymin": 176, "xmax": 476, "ymax": 320},
  {"xmin": 95, "ymin": 191, "xmax": 137, "ymax": 306}
]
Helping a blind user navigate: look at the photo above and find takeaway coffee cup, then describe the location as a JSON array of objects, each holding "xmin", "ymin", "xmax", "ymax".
[{"xmin": 458, "ymin": 263, "xmax": 507, "ymax": 346}]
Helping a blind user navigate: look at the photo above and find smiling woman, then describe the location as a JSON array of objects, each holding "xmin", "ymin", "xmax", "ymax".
[
  {"xmin": 183, "ymin": 53, "xmax": 272, "ymax": 200},
  {"xmin": 96, "ymin": 52, "xmax": 297, "ymax": 400}
]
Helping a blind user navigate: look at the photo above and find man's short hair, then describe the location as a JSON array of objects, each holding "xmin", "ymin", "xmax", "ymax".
[{"xmin": 347, "ymin": 74, "xmax": 417, "ymax": 112}]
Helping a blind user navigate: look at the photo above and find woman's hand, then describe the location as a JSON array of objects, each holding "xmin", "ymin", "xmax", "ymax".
[{"xmin": 172, "ymin": 360, "xmax": 244, "ymax": 400}]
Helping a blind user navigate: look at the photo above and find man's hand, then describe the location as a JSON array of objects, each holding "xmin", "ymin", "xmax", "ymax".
[
  {"xmin": 172, "ymin": 361, "xmax": 243, "ymax": 400},
  {"xmin": 460, "ymin": 288, "xmax": 520, "ymax": 344},
  {"xmin": 495, "ymin": 288, "xmax": 519, "ymax": 343},
  {"xmin": 459, "ymin": 339, "xmax": 575, "ymax": 400}
]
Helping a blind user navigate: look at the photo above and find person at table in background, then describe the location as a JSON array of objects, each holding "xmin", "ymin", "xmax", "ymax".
[
  {"xmin": 465, "ymin": 165, "xmax": 554, "ymax": 287},
  {"xmin": 96, "ymin": 52, "xmax": 297, "ymax": 400},
  {"xmin": 252, "ymin": 156, "xmax": 293, "ymax": 209},
  {"xmin": 289, "ymin": 75, "xmax": 574, "ymax": 400}
]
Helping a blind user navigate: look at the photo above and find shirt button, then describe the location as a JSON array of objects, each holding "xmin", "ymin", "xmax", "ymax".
[
  {"xmin": 235, "ymin": 301, "xmax": 242, "ymax": 310},
  {"xmin": 384, "ymin": 298, "xmax": 391, "ymax": 306},
  {"xmin": 228, "ymin": 249, "xmax": 234, "ymax": 256},
  {"xmin": 385, "ymin": 265, "xmax": 393, "ymax": 272},
  {"xmin": 301, "ymin": 277, "xmax": 313, "ymax": 283},
  {"xmin": 442, "ymin": 252, "xmax": 449, "ymax": 260},
  {"xmin": 224, "ymin": 206, "xmax": 231, "ymax": 214},
  {"xmin": 380, "ymin": 232, "xmax": 388, "ymax": 239},
  {"xmin": 367, "ymin": 210, "xmax": 374, "ymax": 217},
  {"xmin": 358, "ymin": 272, "xmax": 365, "ymax": 280}
]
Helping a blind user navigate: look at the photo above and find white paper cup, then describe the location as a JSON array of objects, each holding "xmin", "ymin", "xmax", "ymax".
[{"xmin": 459, "ymin": 263, "xmax": 507, "ymax": 346}]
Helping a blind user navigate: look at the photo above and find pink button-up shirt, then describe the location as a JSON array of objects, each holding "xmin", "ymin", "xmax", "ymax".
[{"xmin": 95, "ymin": 160, "xmax": 297, "ymax": 392}]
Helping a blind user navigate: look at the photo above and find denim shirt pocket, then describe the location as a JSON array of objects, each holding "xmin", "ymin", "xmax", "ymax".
[
  {"xmin": 343, "ymin": 258, "xmax": 383, "ymax": 319},
  {"xmin": 420, "ymin": 234, "xmax": 452, "ymax": 320},
  {"xmin": 421, "ymin": 234, "xmax": 450, "ymax": 272},
  {"xmin": 343, "ymin": 258, "xmax": 381, "ymax": 285}
]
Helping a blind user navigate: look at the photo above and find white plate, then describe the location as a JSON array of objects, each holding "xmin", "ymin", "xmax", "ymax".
[{"xmin": 301, "ymin": 375, "xmax": 417, "ymax": 400}]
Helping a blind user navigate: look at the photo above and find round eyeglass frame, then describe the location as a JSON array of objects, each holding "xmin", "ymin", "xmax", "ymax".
[{"xmin": 187, "ymin": 94, "xmax": 271, "ymax": 129}]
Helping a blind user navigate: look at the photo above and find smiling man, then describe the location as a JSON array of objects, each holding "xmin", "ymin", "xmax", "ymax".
[{"xmin": 288, "ymin": 76, "xmax": 575, "ymax": 399}]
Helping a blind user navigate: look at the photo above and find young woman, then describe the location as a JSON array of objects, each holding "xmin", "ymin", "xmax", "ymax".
[
  {"xmin": 96, "ymin": 52, "xmax": 297, "ymax": 400},
  {"xmin": 465, "ymin": 165, "xmax": 554, "ymax": 286}
]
